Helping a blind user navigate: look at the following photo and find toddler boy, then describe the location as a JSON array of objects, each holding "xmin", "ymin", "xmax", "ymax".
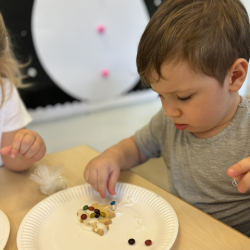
[{"xmin": 84, "ymin": 0, "xmax": 250, "ymax": 236}]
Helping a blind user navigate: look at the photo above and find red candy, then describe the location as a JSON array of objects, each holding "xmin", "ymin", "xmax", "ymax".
[
  {"xmin": 145, "ymin": 240, "xmax": 152, "ymax": 246},
  {"xmin": 88, "ymin": 206, "xmax": 95, "ymax": 211},
  {"xmin": 81, "ymin": 214, "xmax": 87, "ymax": 220}
]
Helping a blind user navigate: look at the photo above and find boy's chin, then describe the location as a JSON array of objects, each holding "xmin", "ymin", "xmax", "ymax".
[
  {"xmin": 190, "ymin": 125, "xmax": 221, "ymax": 139},
  {"xmin": 185, "ymin": 126, "xmax": 205, "ymax": 134}
]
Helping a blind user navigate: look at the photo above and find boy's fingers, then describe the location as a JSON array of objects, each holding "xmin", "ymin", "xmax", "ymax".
[
  {"xmin": 107, "ymin": 170, "xmax": 120, "ymax": 196},
  {"xmin": 227, "ymin": 158, "xmax": 250, "ymax": 176},
  {"xmin": 0, "ymin": 145, "xmax": 12, "ymax": 155},
  {"xmin": 97, "ymin": 168, "xmax": 109, "ymax": 199},
  {"xmin": 84, "ymin": 168, "xmax": 89, "ymax": 182},
  {"xmin": 232, "ymin": 173, "xmax": 245, "ymax": 182},
  {"xmin": 237, "ymin": 171, "xmax": 250, "ymax": 193},
  {"xmin": 84, "ymin": 159, "xmax": 97, "ymax": 183},
  {"xmin": 89, "ymin": 168, "xmax": 99, "ymax": 193}
]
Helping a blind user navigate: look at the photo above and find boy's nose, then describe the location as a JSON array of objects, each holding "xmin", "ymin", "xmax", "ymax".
[{"xmin": 162, "ymin": 102, "xmax": 181, "ymax": 117}]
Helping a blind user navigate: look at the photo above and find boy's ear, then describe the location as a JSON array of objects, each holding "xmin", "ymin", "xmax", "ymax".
[{"xmin": 228, "ymin": 58, "xmax": 248, "ymax": 92}]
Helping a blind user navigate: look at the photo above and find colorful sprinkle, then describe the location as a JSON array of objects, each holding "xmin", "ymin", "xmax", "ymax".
[
  {"xmin": 145, "ymin": 240, "xmax": 152, "ymax": 246},
  {"xmin": 110, "ymin": 201, "xmax": 116, "ymax": 205},
  {"xmin": 128, "ymin": 238, "xmax": 135, "ymax": 245},
  {"xmin": 83, "ymin": 205, "xmax": 89, "ymax": 210},
  {"xmin": 100, "ymin": 212, "xmax": 106, "ymax": 218},
  {"xmin": 95, "ymin": 213, "xmax": 100, "ymax": 218},
  {"xmin": 90, "ymin": 213, "xmax": 96, "ymax": 218},
  {"xmin": 81, "ymin": 214, "xmax": 87, "ymax": 220},
  {"xmin": 88, "ymin": 206, "xmax": 95, "ymax": 211}
]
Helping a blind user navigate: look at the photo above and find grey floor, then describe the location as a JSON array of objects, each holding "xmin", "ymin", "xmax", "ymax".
[{"xmin": 27, "ymin": 98, "xmax": 170, "ymax": 192}]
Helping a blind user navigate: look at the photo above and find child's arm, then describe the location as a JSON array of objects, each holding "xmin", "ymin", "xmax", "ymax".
[
  {"xmin": 0, "ymin": 128, "xmax": 46, "ymax": 171},
  {"xmin": 227, "ymin": 158, "xmax": 250, "ymax": 193},
  {"xmin": 84, "ymin": 136, "xmax": 148, "ymax": 198}
]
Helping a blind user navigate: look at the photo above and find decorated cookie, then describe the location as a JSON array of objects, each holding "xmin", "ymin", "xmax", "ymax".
[
  {"xmin": 91, "ymin": 203, "xmax": 116, "ymax": 219},
  {"xmin": 99, "ymin": 217, "xmax": 112, "ymax": 225},
  {"xmin": 77, "ymin": 201, "xmax": 117, "ymax": 236}
]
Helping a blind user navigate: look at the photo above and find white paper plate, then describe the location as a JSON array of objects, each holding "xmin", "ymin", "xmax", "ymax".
[
  {"xmin": 0, "ymin": 210, "xmax": 10, "ymax": 250},
  {"xmin": 17, "ymin": 183, "xmax": 178, "ymax": 249}
]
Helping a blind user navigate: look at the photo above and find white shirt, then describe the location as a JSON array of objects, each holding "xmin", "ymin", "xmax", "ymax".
[{"xmin": 0, "ymin": 79, "xmax": 32, "ymax": 165}]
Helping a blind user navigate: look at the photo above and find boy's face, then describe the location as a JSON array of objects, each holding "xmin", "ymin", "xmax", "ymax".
[{"xmin": 150, "ymin": 60, "xmax": 240, "ymax": 138}]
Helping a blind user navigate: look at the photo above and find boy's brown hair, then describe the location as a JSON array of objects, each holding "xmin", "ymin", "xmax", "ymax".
[
  {"xmin": 137, "ymin": 0, "xmax": 250, "ymax": 86},
  {"xmin": 0, "ymin": 13, "xmax": 23, "ymax": 105}
]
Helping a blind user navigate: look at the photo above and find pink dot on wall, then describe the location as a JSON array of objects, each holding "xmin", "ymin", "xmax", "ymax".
[
  {"xmin": 97, "ymin": 25, "xmax": 106, "ymax": 33},
  {"xmin": 101, "ymin": 69, "xmax": 110, "ymax": 78}
]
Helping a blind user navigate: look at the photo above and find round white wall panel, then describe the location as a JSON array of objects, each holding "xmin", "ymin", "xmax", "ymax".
[{"xmin": 32, "ymin": 0, "xmax": 149, "ymax": 102}]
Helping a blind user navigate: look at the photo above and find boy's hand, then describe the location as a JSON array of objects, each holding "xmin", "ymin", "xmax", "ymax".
[
  {"xmin": 0, "ymin": 129, "xmax": 46, "ymax": 163},
  {"xmin": 227, "ymin": 157, "xmax": 250, "ymax": 193},
  {"xmin": 84, "ymin": 151, "xmax": 121, "ymax": 199}
]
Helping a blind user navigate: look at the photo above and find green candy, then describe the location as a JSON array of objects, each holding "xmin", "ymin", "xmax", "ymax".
[{"xmin": 83, "ymin": 205, "xmax": 89, "ymax": 210}]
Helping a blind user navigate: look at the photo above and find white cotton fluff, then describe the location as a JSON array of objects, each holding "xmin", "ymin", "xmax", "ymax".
[{"xmin": 30, "ymin": 164, "xmax": 67, "ymax": 195}]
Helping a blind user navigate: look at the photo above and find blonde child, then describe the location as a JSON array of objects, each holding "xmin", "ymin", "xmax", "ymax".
[
  {"xmin": 84, "ymin": 0, "xmax": 250, "ymax": 236},
  {"xmin": 0, "ymin": 14, "xmax": 46, "ymax": 171}
]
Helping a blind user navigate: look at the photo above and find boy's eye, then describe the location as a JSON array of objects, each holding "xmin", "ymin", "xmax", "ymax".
[
  {"xmin": 158, "ymin": 94, "xmax": 163, "ymax": 98},
  {"xmin": 177, "ymin": 95, "xmax": 192, "ymax": 101}
]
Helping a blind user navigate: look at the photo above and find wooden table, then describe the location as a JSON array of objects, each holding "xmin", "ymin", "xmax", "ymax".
[{"xmin": 0, "ymin": 145, "xmax": 249, "ymax": 250}]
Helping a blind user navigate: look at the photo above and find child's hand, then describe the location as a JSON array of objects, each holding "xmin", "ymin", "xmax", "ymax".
[
  {"xmin": 84, "ymin": 151, "xmax": 121, "ymax": 199},
  {"xmin": 227, "ymin": 157, "xmax": 250, "ymax": 193},
  {"xmin": 0, "ymin": 129, "xmax": 46, "ymax": 163}
]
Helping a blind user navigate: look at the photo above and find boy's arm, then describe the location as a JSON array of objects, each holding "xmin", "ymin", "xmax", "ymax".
[
  {"xmin": 106, "ymin": 136, "xmax": 148, "ymax": 170},
  {"xmin": 0, "ymin": 128, "xmax": 46, "ymax": 171},
  {"xmin": 227, "ymin": 158, "xmax": 250, "ymax": 193},
  {"xmin": 84, "ymin": 136, "xmax": 149, "ymax": 198}
]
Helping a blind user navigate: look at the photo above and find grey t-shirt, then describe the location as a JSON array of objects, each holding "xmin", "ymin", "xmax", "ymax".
[{"xmin": 135, "ymin": 96, "xmax": 250, "ymax": 236}]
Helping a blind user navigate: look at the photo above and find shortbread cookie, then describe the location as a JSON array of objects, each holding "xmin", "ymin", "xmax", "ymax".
[
  {"xmin": 91, "ymin": 203, "xmax": 115, "ymax": 219},
  {"xmin": 77, "ymin": 201, "xmax": 117, "ymax": 236},
  {"xmin": 99, "ymin": 217, "xmax": 112, "ymax": 225}
]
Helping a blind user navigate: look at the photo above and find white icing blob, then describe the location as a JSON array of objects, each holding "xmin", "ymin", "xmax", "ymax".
[
  {"xmin": 87, "ymin": 218, "xmax": 99, "ymax": 226},
  {"xmin": 105, "ymin": 204, "xmax": 117, "ymax": 212},
  {"xmin": 93, "ymin": 223, "xmax": 108, "ymax": 235},
  {"xmin": 135, "ymin": 217, "xmax": 146, "ymax": 232},
  {"xmin": 80, "ymin": 223, "xmax": 93, "ymax": 232},
  {"xmin": 114, "ymin": 209, "xmax": 123, "ymax": 216},
  {"xmin": 76, "ymin": 209, "xmax": 85, "ymax": 216},
  {"xmin": 119, "ymin": 196, "xmax": 134, "ymax": 207},
  {"xmin": 76, "ymin": 214, "xmax": 81, "ymax": 222}
]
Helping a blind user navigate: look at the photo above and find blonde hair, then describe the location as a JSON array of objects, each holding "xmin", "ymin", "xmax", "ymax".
[
  {"xmin": 137, "ymin": 0, "xmax": 250, "ymax": 86},
  {"xmin": 0, "ymin": 13, "xmax": 23, "ymax": 105}
]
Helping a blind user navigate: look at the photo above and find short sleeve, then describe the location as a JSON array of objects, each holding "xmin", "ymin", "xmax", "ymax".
[
  {"xmin": 1, "ymin": 81, "xmax": 32, "ymax": 132},
  {"xmin": 134, "ymin": 108, "xmax": 166, "ymax": 158}
]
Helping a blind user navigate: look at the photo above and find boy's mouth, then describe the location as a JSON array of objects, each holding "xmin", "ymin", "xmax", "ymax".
[{"xmin": 175, "ymin": 124, "xmax": 188, "ymax": 130}]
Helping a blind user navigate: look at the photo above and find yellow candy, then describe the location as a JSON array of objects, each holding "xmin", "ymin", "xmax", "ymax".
[
  {"xmin": 90, "ymin": 213, "xmax": 96, "ymax": 218},
  {"xmin": 100, "ymin": 212, "xmax": 106, "ymax": 218}
]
